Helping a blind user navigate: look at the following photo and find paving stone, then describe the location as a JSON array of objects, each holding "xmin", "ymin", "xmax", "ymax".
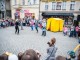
[{"xmin": 0, "ymin": 26, "xmax": 79, "ymax": 60}]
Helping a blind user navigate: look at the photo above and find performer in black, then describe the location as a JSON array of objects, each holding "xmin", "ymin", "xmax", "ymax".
[{"xmin": 15, "ymin": 20, "xmax": 19, "ymax": 34}]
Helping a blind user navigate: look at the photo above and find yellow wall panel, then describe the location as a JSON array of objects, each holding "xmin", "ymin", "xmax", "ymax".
[{"xmin": 46, "ymin": 18, "xmax": 52, "ymax": 30}]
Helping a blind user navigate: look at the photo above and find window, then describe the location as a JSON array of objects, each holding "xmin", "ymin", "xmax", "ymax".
[
  {"xmin": 56, "ymin": 2, "xmax": 61, "ymax": 10},
  {"xmin": 14, "ymin": 0, "xmax": 17, "ymax": 5},
  {"xmin": 45, "ymin": 3, "xmax": 48, "ymax": 10},
  {"xmin": 70, "ymin": 1, "xmax": 75, "ymax": 10},
  {"xmin": 22, "ymin": 0, "xmax": 25, "ymax": 5},
  {"xmin": 33, "ymin": 0, "xmax": 36, "ymax": 4},
  {"xmin": 52, "ymin": 2, "xmax": 56, "ymax": 10},
  {"xmin": 28, "ymin": 0, "xmax": 31, "ymax": 5},
  {"xmin": 62, "ymin": 2, "xmax": 66, "ymax": 10}
]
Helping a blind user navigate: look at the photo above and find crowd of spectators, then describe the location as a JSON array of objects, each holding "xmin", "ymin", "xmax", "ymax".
[
  {"xmin": 0, "ymin": 18, "xmax": 15, "ymax": 28},
  {"xmin": 63, "ymin": 25, "xmax": 80, "ymax": 43}
]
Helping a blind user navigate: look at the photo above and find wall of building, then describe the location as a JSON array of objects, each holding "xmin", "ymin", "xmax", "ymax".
[
  {"xmin": 5, "ymin": 0, "xmax": 11, "ymax": 10},
  {"xmin": 40, "ymin": 1, "xmax": 80, "ymax": 12},
  {"xmin": 11, "ymin": 0, "xmax": 39, "ymax": 19},
  {"xmin": 75, "ymin": 1, "xmax": 80, "ymax": 11}
]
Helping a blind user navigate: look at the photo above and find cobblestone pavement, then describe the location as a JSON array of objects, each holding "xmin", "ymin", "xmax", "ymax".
[{"xmin": 0, "ymin": 27, "xmax": 79, "ymax": 60}]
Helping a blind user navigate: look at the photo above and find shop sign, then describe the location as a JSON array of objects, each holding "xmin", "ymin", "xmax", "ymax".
[
  {"xmin": 24, "ymin": 10, "xmax": 29, "ymax": 13},
  {"xmin": 15, "ymin": 11, "xmax": 20, "ymax": 16},
  {"xmin": 25, "ymin": 13, "xmax": 32, "ymax": 16}
]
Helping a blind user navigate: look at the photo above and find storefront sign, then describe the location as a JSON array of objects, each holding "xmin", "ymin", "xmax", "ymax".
[
  {"xmin": 25, "ymin": 13, "xmax": 32, "ymax": 16},
  {"xmin": 24, "ymin": 10, "xmax": 29, "ymax": 13},
  {"xmin": 15, "ymin": 10, "xmax": 20, "ymax": 16}
]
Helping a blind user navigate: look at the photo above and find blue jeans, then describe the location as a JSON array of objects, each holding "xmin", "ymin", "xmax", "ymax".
[
  {"xmin": 69, "ymin": 31, "xmax": 74, "ymax": 37},
  {"xmin": 31, "ymin": 25, "xmax": 34, "ymax": 31}
]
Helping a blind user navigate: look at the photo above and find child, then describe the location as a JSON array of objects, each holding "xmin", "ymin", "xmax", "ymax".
[
  {"xmin": 78, "ymin": 27, "xmax": 80, "ymax": 43},
  {"xmin": 63, "ymin": 26, "xmax": 68, "ymax": 36}
]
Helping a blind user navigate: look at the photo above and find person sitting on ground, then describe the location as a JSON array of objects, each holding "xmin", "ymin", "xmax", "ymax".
[
  {"xmin": 56, "ymin": 56, "xmax": 66, "ymax": 60},
  {"xmin": 18, "ymin": 49, "xmax": 41, "ymax": 60},
  {"xmin": 0, "ymin": 53, "xmax": 8, "ymax": 60},
  {"xmin": 0, "ymin": 52, "xmax": 18, "ymax": 60},
  {"xmin": 46, "ymin": 37, "xmax": 57, "ymax": 60}
]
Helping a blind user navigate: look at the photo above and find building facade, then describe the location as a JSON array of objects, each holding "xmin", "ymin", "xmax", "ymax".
[
  {"xmin": 40, "ymin": 0, "xmax": 80, "ymax": 25},
  {"xmin": 11, "ymin": 0, "xmax": 39, "ymax": 19}
]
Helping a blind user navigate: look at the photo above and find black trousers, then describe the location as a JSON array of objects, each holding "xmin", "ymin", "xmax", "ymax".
[
  {"xmin": 15, "ymin": 26, "xmax": 19, "ymax": 34},
  {"xmin": 35, "ymin": 27, "xmax": 38, "ymax": 33},
  {"xmin": 42, "ymin": 31, "xmax": 46, "ymax": 36}
]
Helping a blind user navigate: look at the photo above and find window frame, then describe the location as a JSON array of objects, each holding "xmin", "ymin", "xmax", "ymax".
[
  {"xmin": 52, "ymin": 2, "xmax": 56, "ymax": 10},
  {"xmin": 45, "ymin": 3, "xmax": 48, "ymax": 10},
  {"xmin": 56, "ymin": 2, "xmax": 62, "ymax": 10},
  {"xmin": 62, "ymin": 1, "xmax": 66, "ymax": 10},
  {"xmin": 14, "ymin": 0, "xmax": 17, "ymax": 5},
  {"xmin": 70, "ymin": 1, "xmax": 75, "ymax": 10},
  {"xmin": 22, "ymin": 0, "xmax": 25, "ymax": 5}
]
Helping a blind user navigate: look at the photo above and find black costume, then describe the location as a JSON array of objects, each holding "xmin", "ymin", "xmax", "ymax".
[{"xmin": 15, "ymin": 21, "xmax": 19, "ymax": 34}]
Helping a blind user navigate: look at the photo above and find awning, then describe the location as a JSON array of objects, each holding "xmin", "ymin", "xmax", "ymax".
[{"xmin": 42, "ymin": 12, "xmax": 74, "ymax": 16}]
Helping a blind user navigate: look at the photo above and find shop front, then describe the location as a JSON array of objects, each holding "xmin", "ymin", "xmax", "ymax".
[
  {"xmin": 42, "ymin": 12, "xmax": 74, "ymax": 25},
  {"xmin": 24, "ymin": 10, "xmax": 35, "ymax": 17}
]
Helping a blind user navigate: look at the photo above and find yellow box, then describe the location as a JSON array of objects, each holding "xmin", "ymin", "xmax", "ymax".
[{"xmin": 46, "ymin": 18, "xmax": 64, "ymax": 32}]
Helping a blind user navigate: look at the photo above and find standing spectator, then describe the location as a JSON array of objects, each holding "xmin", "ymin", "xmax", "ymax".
[
  {"xmin": 63, "ymin": 26, "xmax": 68, "ymax": 36},
  {"xmin": 75, "ymin": 26, "xmax": 79, "ymax": 37},
  {"xmin": 25, "ymin": 17, "xmax": 29, "ymax": 26},
  {"xmin": 35, "ymin": 19, "xmax": 39, "ymax": 33},
  {"xmin": 69, "ymin": 25, "xmax": 74, "ymax": 37},
  {"xmin": 38, "ymin": 19, "xmax": 42, "ymax": 28},
  {"xmin": 42, "ymin": 19, "xmax": 46, "ymax": 36},
  {"xmin": 78, "ymin": 27, "xmax": 80, "ymax": 43},
  {"xmin": 20, "ymin": 18, "xmax": 23, "ymax": 30},
  {"xmin": 29, "ymin": 19, "xmax": 34, "ymax": 31},
  {"xmin": 0, "ymin": 20, "xmax": 1, "ymax": 28},
  {"xmin": 74, "ymin": 26, "xmax": 77, "ymax": 37},
  {"xmin": 15, "ymin": 19, "xmax": 19, "ymax": 34},
  {"xmin": 46, "ymin": 37, "xmax": 57, "ymax": 60},
  {"xmin": 23, "ymin": 18, "xmax": 26, "ymax": 26}
]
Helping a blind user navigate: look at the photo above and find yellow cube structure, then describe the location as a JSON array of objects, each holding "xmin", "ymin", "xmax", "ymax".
[{"xmin": 46, "ymin": 18, "xmax": 64, "ymax": 32}]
